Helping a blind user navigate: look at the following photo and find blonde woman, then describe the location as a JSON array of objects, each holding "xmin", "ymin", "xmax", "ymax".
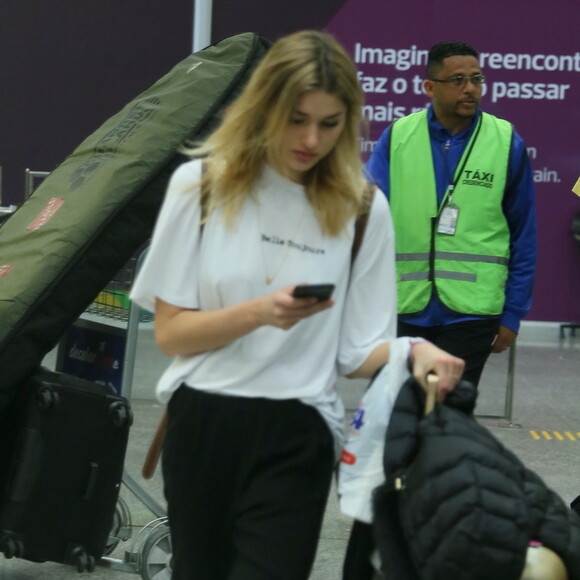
[{"xmin": 131, "ymin": 30, "xmax": 464, "ymax": 580}]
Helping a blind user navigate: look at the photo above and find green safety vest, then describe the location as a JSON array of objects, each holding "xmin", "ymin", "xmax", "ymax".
[{"xmin": 389, "ymin": 109, "xmax": 513, "ymax": 315}]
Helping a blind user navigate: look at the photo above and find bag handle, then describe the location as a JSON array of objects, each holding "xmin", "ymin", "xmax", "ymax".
[
  {"xmin": 141, "ymin": 161, "xmax": 209, "ymax": 480},
  {"xmin": 424, "ymin": 374, "xmax": 438, "ymax": 416},
  {"xmin": 142, "ymin": 410, "xmax": 168, "ymax": 479},
  {"xmin": 351, "ymin": 183, "xmax": 375, "ymax": 265}
]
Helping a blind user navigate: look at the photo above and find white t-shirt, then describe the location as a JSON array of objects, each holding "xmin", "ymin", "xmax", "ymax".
[{"xmin": 130, "ymin": 159, "xmax": 397, "ymax": 452}]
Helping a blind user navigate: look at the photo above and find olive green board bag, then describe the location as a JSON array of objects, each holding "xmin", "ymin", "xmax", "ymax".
[{"xmin": 0, "ymin": 32, "xmax": 270, "ymax": 415}]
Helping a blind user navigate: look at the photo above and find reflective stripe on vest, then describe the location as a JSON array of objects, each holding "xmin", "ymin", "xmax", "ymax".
[{"xmin": 389, "ymin": 110, "xmax": 512, "ymax": 315}]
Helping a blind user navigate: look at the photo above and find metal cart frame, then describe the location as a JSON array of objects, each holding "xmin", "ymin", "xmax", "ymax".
[{"xmin": 76, "ymin": 249, "xmax": 173, "ymax": 579}]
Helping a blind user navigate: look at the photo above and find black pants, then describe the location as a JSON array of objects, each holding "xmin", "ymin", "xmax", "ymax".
[
  {"xmin": 342, "ymin": 520, "xmax": 377, "ymax": 580},
  {"xmin": 398, "ymin": 318, "xmax": 499, "ymax": 387},
  {"xmin": 163, "ymin": 385, "xmax": 335, "ymax": 580}
]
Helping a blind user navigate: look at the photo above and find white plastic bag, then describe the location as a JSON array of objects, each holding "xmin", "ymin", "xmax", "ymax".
[{"xmin": 338, "ymin": 337, "xmax": 411, "ymax": 523}]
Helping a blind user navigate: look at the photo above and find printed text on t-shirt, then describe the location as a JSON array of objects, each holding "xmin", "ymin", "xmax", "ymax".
[{"xmin": 261, "ymin": 234, "xmax": 325, "ymax": 255}]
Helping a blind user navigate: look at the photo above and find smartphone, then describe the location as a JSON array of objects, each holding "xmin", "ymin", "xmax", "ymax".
[{"xmin": 292, "ymin": 284, "xmax": 335, "ymax": 302}]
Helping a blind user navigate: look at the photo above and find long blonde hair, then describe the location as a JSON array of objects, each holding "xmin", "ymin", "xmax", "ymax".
[{"xmin": 187, "ymin": 30, "xmax": 368, "ymax": 236}]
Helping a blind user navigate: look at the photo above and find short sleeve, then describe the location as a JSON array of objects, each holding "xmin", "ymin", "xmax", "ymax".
[
  {"xmin": 130, "ymin": 159, "xmax": 203, "ymax": 313},
  {"xmin": 336, "ymin": 188, "xmax": 398, "ymax": 375}
]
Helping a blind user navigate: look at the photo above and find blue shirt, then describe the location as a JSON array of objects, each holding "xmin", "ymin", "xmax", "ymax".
[{"xmin": 366, "ymin": 106, "xmax": 537, "ymax": 332}]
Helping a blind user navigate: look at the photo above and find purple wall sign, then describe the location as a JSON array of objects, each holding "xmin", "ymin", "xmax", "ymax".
[
  {"xmin": 2, "ymin": 1, "xmax": 578, "ymax": 323},
  {"xmin": 0, "ymin": 1, "xmax": 193, "ymax": 205},
  {"xmin": 326, "ymin": 0, "xmax": 580, "ymax": 323}
]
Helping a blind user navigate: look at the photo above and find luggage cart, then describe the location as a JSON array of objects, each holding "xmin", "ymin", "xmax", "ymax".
[
  {"xmin": 0, "ymin": 205, "xmax": 17, "ymax": 227},
  {"xmin": 67, "ymin": 248, "xmax": 173, "ymax": 579},
  {"xmin": 475, "ymin": 342, "xmax": 521, "ymax": 429}
]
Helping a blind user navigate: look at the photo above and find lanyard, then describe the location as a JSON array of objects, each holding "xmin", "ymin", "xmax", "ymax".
[{"xmin": 439, "ymin": 114, "xmax": 483, "ymax": 212}]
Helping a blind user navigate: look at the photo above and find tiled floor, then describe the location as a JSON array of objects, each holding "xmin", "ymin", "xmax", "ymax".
[{"xmin": 1, "ymin": 321, "xmax": 579, "ymax": 579}]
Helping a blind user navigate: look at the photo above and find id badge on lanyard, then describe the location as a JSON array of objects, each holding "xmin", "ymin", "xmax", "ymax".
[
  {"xmin": 438, "ymin": 202, "xmax": 459, "ymax": 235},
  {"xmin": 436, "ymin": 116, "xmax": 482, "ymax": 236},
  {"xmin": 437, "ymin": 183, "xmax": 460, "ymax": 235}
]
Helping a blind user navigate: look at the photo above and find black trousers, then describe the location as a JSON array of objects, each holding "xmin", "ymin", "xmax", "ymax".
[
  {"xmin": 342, "ymin": 520, "xmax": 377, "ymax": 580},
  {"xmin": 398, "ymin": 317, "xmax": 500, "ymax": 387},
  {"xmin": 163, "ymin": 385, "xmax": 335, "ymax": 580}
]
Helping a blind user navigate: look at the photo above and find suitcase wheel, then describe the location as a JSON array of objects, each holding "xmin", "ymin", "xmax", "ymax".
[
  {"xmin": 139, "ymin": 523, "xmax": 172, "ymax": 580},
  {"xmin": 0, "ymin": 533, "xmax": 24, "ymax": 559},
  {"xmin": 104, "ymin": 496, "xmax": 131, "ymax": 555},
  {"xmin": 70, "ymin": 546, "xmax": 96, "ymax": 573},
  {"xmin": 36, "ymin": 385, "xmax": 59, "ymax": 410},
  {"xmin": 108, "ymin": 401, "xmax": 134, "ymax": 429}
]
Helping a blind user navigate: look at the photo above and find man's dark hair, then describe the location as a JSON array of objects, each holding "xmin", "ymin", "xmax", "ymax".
[{"xmin": 427, "ymin": 41, "xmax": 479, "ymax": 78}]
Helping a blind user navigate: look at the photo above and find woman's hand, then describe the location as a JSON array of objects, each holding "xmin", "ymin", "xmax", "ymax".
[
  {"xmin": 409, "ymin": 341, "xmax": 465, "ymax": 402},
  {"xmin": 258, "ymin": 285, "xmax": 335, "ymax": 330},
  {"xmin": 154, "ymin": 285, "xmax": 334, "ymax": 356}
]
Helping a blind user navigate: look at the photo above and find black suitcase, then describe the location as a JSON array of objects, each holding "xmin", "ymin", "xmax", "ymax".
[{"xmin": 0, "ymin": 367, "xmax": 132, "ymax": 572}]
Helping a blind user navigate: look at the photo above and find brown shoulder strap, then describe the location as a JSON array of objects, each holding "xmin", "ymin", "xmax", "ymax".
[
  {"xmin": 200, "ymin": 159, "xmax": 210, "ymax": 224},
  {"xmin": 351, "ymin": 183, "xmax": 376, "ymax": 266},
  {"xmin": 141, "ymin": 410, "xmax": 168, "ymax": 479},
  {"xmin": 142, "ymin": 160, "xmax": 208, "ymax": 480}
]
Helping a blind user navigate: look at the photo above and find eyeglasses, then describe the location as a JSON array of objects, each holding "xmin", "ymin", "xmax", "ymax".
[{"xmin": 430, "ymin": 73, "xmax": 486, "ymax": 87}]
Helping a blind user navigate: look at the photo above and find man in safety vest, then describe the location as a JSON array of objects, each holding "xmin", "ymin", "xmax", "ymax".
[
  {"xmin": 342, "ymin": 40, "xmax": 537, "ymax": 580},
  {"xmin": 366, "ymin": 40, "xmax": 537, "ymax": 387}
]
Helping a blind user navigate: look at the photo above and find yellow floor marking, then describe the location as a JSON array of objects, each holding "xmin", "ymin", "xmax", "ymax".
[{"xmin": 529, "ymin": 430, "xmax": 579, "ymax": 440}]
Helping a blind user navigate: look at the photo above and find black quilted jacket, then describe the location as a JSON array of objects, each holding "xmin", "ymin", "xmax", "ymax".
[{"xmin": 372, "ymin": 378, "xmax": 580, "ymax": 580}]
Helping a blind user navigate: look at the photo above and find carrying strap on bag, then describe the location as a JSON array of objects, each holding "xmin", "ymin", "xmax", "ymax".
[
  {"xmin": 142, "ymin": 161, "xmax": 209, "ymax": 480},
  {"xmin": 141, "ymin": 180, "xmax": 376, "ymax": 479},
  {"xmin": 351, "ymin": 183, "xmax": 375, "ymax": 265},
  {"xmin": 142, "ymin": 409, "xmax": 168, "ymax": 478},
  {"xmin": 424, "ymin": 374, "xmax": 438, "ymax": 415}
]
